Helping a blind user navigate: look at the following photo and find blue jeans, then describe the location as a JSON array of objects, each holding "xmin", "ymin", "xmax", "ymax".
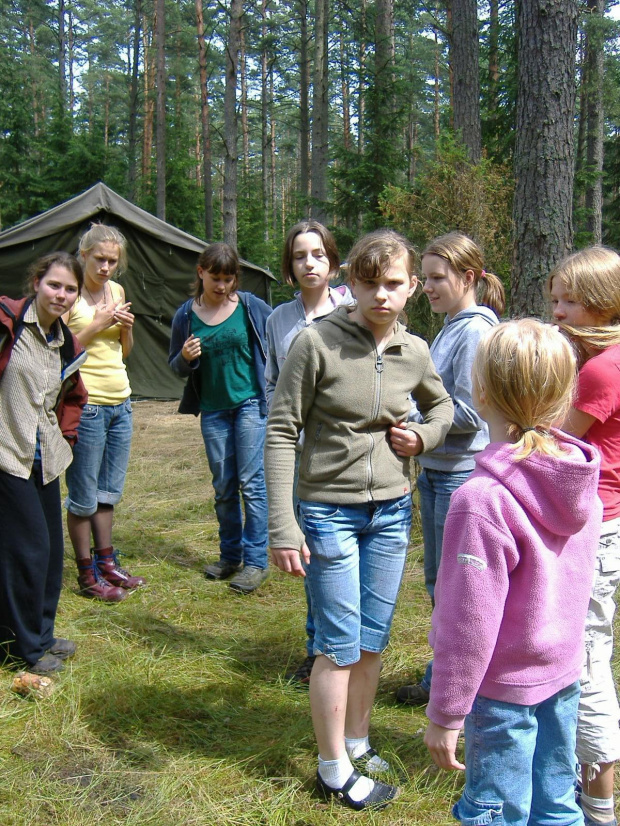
[
  {"xmin": 200, "ymin": 397, "xmax": 268, "ymax": 569},
  {"xmin": 65, "ymin": 399, "xmax": 133, "ymax": 516},
  {"xmin": 454, "ymin": 683, "xmax": 583, "ymax": 826},
  {"xmin": 299, "ymin": 495, "xmax": 412, "ymax": 666},
  {"xmin": 418, "ymin": 468, "xmax": 472, "ymax": 600}
]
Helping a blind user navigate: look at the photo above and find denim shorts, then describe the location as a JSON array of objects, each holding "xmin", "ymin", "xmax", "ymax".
[
  {"xmin": 455, "ymin": 683, "xmax": 582, "ymax": 826},
  {"xmin": 576, "ymin": 516, "xmax": 620, "ymax": 765},
  {"xmin": 299, "ymin": 495, "xmax": 411, "ymax": 667},
  {"xmin": 65, "ymin": 399, "xmax": 133, "ymax": 517}
]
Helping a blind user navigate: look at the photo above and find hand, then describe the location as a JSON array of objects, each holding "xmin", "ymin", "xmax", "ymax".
[
  {"xmin": 270, "ymin": 544, "xmax": 310, "ymax": 577},
  {"xmin": 92, "ymin": 301, "xmax": 119, "ymax": 331},
  {"xmin": 113, "ymin": 301, "xmax": 134, "ymax": 328},
  {"xmin": 389, "ymin": 421, "xmax": 423, "ymax": 457},
  {"xmin": 424, "ymin": 721, "xmax": 465, "ymax": 771},
  {"xmin": 182, "ymin": 335, "xmax": 201, "ymax": 362}
]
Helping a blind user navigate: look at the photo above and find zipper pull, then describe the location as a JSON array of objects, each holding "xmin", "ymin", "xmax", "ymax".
[{"xmin": 376, "ymin": 353, "xmax": 384, "ymax": 373}]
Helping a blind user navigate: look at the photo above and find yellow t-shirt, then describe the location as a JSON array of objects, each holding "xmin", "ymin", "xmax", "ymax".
[{"xmin": 66, "ymin": 280, "xmax": 131, "ymax": 405}]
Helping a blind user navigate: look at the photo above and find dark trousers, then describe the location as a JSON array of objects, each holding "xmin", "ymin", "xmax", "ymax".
[{"xmin": 0, "ymin": 465, "xmax": 64, "ymax": 666}]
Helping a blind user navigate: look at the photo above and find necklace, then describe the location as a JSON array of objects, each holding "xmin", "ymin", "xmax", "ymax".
[{"xmin": 84, "ymin": 282, "xmax": 106, "ymax": 306}]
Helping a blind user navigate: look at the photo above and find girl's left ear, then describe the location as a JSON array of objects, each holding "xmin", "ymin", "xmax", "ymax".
[
  {"xmin": 464, "ymin": 269, "xmax": 476, "ymax": 287},
  {"xmin": 408, "ymin": 276, "xmax": 418, "ymax": 297}
]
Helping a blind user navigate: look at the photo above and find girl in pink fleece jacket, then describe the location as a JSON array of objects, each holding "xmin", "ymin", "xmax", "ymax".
[{"xmin": 424, "ymin": 319, "xmax": 602, "ymax": 826}]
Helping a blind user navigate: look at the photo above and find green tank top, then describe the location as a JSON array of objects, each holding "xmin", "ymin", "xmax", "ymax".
[{"xmin": 191, "ymin": 302, "xmax": 260, "ymax": 412}]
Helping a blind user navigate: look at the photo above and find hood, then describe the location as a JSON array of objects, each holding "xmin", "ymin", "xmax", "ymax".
[
  {"xmin": 322, "ymin": 304, "xmax": 410, "ymax": 348},
  {"xmin": 474, "ymin": 430, "xmax": 601, "ymax": 537},
  {"xmin": 443, "ymin": 304, "xmax": 498, "ymax": 328}
]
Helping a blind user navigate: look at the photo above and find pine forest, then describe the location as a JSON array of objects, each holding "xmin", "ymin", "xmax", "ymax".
[{"xmin": 1, "ymin": 0, "xmax": 620, "ymax": 318}]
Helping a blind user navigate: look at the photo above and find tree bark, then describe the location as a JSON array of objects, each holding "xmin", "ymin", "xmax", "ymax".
[
  {"xmin": 128, "ymin": 0, "xmax": 141, "ymax": 201},
  {"xmin": 299, "ymin": 0, "xmax": 310, "ymax": 205},
  {"xmin": 512, "ymin": 0, "xmax": 578, "ymax": 316},
  {"xmin": 240, "ymin": 23, "xmax": 249, "ymax": 177},
  {"xmin": 223, "ymin": 0, "xmax": 243, "ymax": 247},
  {"xmin": 584, "ymin": 0, "xmax": 605, "ymax": 244},
  {"xmin": 155, "ymin": 0, "xmax": 166, "ymax": 220},
  {"xmin": 451, "ymin": 0, "xmax": 481, "ymax": 162},
  {"xmin": 195, "ymin": 0, "xmax": 213, "ymax": 239},
  {"xmin": 261, "ymin": 0, "xmax": 270, "ymax": 241},
  {"xmin": 310, "ymin": 0, "xmax": 329, "ymax": 222}
]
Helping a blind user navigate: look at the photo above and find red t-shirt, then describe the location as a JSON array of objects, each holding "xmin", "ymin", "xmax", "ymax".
[{"xmin": 575, "ymin": 344, "xmax": 620, "ymax": 520}]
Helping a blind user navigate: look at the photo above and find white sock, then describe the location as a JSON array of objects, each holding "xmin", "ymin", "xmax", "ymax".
[
  {"xmin": 345, "ymin": 736, "xmax": 390, "ymax": 773},
  {"xmin": 318, "ymin": 755, "xmax": 374, "ymax": 802},
  {"xmin": 580, "ymin": 793, "xmax": 615, "ymax": 825}
]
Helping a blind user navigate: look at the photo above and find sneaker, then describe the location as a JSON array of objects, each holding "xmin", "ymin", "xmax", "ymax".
[
  {"xmin": 204, "ymin": 560, "xmax": 243, "ymax": 580},
  {"xmin": 46, "ymin": 639, "xmax": 77, "ymax": 660},
  {"xmin": 229, "ymin": 565, "xmax": 269, "ymax": 594},
  {"xmin": 29, "ymin": 653, "xmax": 64, "ymax": 675},
  {"xmin": 396, "ymin": 681, "xmax": 430, "ymax": 705},
  {"xmin": 286, "ymin": 655, "xmax": 316, "ymax": 685}
]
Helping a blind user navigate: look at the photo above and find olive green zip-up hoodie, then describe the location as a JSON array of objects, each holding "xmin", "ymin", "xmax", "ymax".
[{"xmin": 265, "ymin": 305, "xmax": 454, "ymax": 550}]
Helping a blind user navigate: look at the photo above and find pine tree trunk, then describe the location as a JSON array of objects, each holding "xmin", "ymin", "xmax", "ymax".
[
  {"xmin": 310, "ymin": 0, "xmax": 329, "ymax": 222},
  {"xmin": 240, "ymin": 25, "xmax": 249, "ymax": 177},
  {"xmin": 584, "ymin": 0, "xmax": 605, "ymax": 244},
  {"xmin": 223, "ymin": 0, "xmax": 243, "ymax": 248},
  {"xmin": 128, "ymin": 0, "xmax": 141, "ymax": 201},
  {"xmin": 512, "ymin": 0, "xmax": 578, "ymax": 316},
  {"xmin": 155, "ymin": 0, "xmax": 166, "ymax": 220},
  {"xmin": 195, "ymin": 0, "xmax": 213, "ymax": 239},
  {"xmin": 451, "ymin": 0, "xmax": 481, "ymax": 162},
  {"xmin": 299, "ymin": 0, "xmax": 310, "ymax": 206},
  {"xmin": 261, "ymin": 0, "xmax": 269, "ymax": 242}
]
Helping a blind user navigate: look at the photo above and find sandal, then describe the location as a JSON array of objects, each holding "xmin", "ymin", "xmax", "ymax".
[{"xmin": 315, "ymin": 769, "xmax": 399, "ymax": 811}]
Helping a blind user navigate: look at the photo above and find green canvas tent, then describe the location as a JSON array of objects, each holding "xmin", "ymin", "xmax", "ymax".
[{"xmin": 0, "ymin": 182, "xmax": 276, "ymax": 398}]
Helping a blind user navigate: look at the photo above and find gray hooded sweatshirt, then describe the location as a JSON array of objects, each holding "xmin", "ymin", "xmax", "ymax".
[{"xmin": 416, "ymin": 305, "xmax": 499, "ymax": 473}]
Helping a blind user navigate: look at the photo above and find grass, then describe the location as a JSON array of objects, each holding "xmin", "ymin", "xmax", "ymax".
[{"xmin": 0, "ymin": 400, "xmax": 616, "ymax": 825}]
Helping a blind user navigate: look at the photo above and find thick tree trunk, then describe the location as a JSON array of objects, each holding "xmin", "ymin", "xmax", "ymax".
[
  {"xmin": 310, "ymin": 0, "xmax": 329, "ymax": 222},
  {"xmin": 223, "ymin": 0, "xmax": 243, "ymax": 248},
  {"xmin": 584, "ymin": 0, "xmax": 605, "ymax": 244},
  {"xmin": 127, "ymin": 0, "xmax": 141, "ymax": 201},
  {"xmin": 195, "ymin": 0, "xmax": 213, "ymax": 240},
  {"xmin": 451, "ymin": 0, "xmax": 481, "ymax": 162},
  {"xmin": 512, "ymin": 0, "xmax": 578, "ymax": 316},
  {"xmin": 155, "ymin": 0, "xmax": 166, "ymax": 220},
  {"xmin": 299, "ymin": 0, "xmax": 310, "ymax": 206}
]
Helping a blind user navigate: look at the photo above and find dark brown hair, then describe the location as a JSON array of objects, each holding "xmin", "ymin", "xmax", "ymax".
[
  {"xmin": 25, "ymin": 251, "xmax": 84, "ymax": 296},
  {"xmin": 347, "ymin": 229, "xmax": 418, "ymax": 283},
  {"xmin": 193, "ymin": 243, "xmax": 241, "ymax": 302},
  {"xmin": 281, "ymin": 220, "xmax": 340, "ymax": 287}
]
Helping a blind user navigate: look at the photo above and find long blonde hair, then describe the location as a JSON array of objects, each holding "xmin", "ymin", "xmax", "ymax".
[
  {"xmin": 422, "ymin": 231, "xmax": 505, "ymax": 317},
  {"xmin": 78, "ymin": 224, "xmax": 128, "ymax": 274},
  {"xmin": 472, "ymin": 319, "xmax": 577, "ymax": 460},
  {"xmin": 547, "ymin": 246, "xmax": 620, "ymax": 354}
]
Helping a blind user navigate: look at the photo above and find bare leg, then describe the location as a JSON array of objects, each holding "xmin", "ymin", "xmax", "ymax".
[
  {"xmin": 310, "ymin": 654, "xmax": 351, "ymax": 760},
  {"xmin": 581, "ymin": 761, "xmax": 615, "ymax": 799},
  {"xmin": 91, "ymin": 504, "xmax": 114, "ymax": 550},
  {"xmin": 345, "ymin": 651, "xmax": 382, "ymax": 740}
]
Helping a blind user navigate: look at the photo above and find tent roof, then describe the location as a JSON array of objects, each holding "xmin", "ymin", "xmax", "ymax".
[{"xmin": 0, "ymin": 182, "xmax": 276, "ymax": 281}]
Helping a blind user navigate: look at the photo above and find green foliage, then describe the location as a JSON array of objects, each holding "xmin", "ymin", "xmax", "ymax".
[{"xmin": 379, "ymin": 136, "xmax": 513, "ymax": 338}]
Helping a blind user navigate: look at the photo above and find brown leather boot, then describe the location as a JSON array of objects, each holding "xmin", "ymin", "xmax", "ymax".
[
  {"xmin": 76, "ymin": 557, "xmax": 126, "ymax": 602},
  {"xmin": 95, "ymin": 547, "xmax": 146, "ymax": 589}
]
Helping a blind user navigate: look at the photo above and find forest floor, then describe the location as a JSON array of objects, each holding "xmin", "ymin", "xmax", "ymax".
[{"xmin": 0, "ymin": 401, "xmax": 617, "ymax": 826}]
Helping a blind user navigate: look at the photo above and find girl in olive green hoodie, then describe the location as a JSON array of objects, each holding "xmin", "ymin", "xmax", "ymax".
[{"xmin": 265, "ymin": 229, "xmax": 453, "ymax": 810}]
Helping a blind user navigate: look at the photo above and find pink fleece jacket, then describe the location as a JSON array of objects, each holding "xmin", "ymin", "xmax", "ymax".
[{"xmin": 427, "ymin": 431, "xmax": 602, "ymax": 730}]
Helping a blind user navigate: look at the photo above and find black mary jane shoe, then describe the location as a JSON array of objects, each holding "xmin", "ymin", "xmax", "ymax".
[{"xmin": 315, "ymin": 769, "xmax": 399, "ymax": 811}]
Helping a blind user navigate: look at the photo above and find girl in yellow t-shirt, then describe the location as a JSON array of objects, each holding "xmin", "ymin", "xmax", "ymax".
[{"xmin": 64, "ymin": 224, "xmax": 146, "ymax": 602}]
